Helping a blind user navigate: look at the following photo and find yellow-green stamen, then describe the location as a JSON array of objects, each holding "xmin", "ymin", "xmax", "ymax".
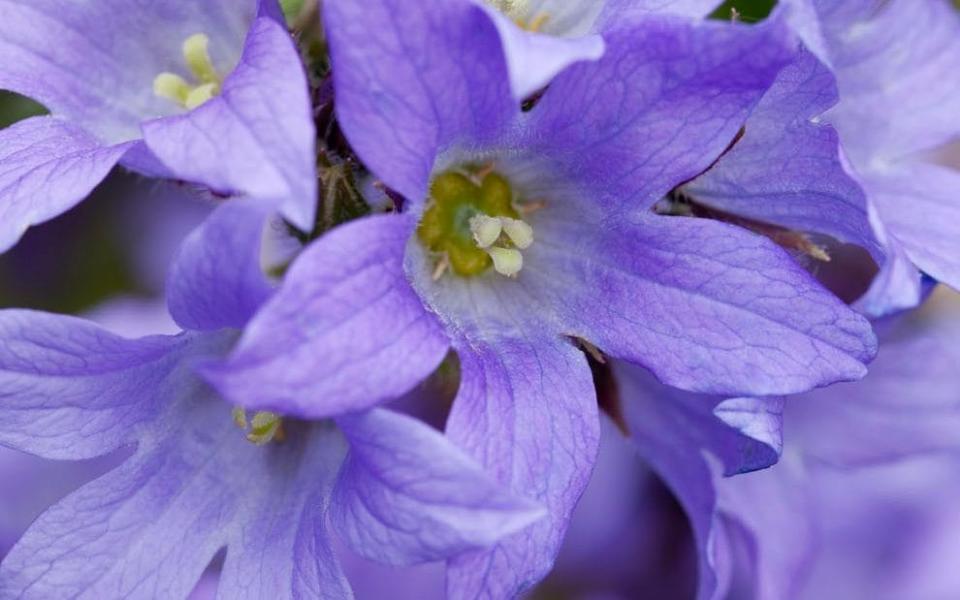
[{"xmin": 153, "ymin": 33, "xmax": 223, "ymax": 109}]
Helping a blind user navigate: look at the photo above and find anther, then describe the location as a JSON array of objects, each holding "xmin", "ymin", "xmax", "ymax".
[
  {"xmin": 501, "ymin": 217, "xmax": 533, "ymax": 249},
  {"xmin": 488, "ymin": 247, "xmax": 523, "ymax": 277},
  {"xmin": 470, "ymin": 215, "xmax": 503, "ymax": 249}
]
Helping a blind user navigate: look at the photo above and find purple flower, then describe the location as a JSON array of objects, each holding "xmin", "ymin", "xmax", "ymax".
[
  {"xmin": 0, "ymin": 202, "xmax": 544, "ymax": 598},
  {"xmin": 784, "ymin": 0, "xmax": 960, "ymax": 314},
  {"xmin": 0, "ymin": 0, "xmax": 316, "ymax": 252},
  {"xmin": 615, "ymin": 295, "xmax": 960, "ymax": 599},
  {"xmin": 201, "ymin": 1, "xmax": 876, "ymax": 595},
  {"xmin": 681, "ymin": 45, "xmax": 884, "ymax": 301}
]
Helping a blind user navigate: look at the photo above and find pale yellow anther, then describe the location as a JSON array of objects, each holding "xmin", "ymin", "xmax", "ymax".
[
  {"xmin": 501, "ymin": 217, "xmax": 533, "ymax": 249},
  {"xmin": 183, "ymin": 33, "xmax": 219, "ymax": 84},
  {"xmin": 487, "ymin": 246, "xmax": 523, "ymax": 277},
  {"xmin": 470, "ymin": 214, "xmax": 503, "ymax": 249},
  {"xmin": 153, "ymin": 72, "xmax": 191, "ymax": 104},
  {"xmin": 184, "ymin": 82, "xmax": 219, "ymax": 110}
]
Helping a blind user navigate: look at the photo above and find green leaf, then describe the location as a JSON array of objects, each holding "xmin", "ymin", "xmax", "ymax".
[
  {"xmin": 709, "ymin": 0, "xmax": 777, "ymax": 22},
  {"xmin": 0, "ymin": 91, "xmax": 47, "ymax": 129}
]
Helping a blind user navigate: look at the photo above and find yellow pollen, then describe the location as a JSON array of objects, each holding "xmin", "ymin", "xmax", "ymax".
[{"xmin": 154, "ymin": 33, "xmax": 223, "ymax": 110}]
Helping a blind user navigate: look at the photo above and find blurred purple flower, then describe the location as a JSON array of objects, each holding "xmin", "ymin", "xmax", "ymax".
[
  {"xmin": 0, "ymin": 203, "xmax": 544, "ymax": 598},
  {"xmin": 199, "ymin": 2, "xmax": 877, "ymax": 596},
  {"xmin": 0, "ymin": 0, "xmax": 316, "ymax": 252},
  {"xmin": 784, "ymin": 0, "xmax": 960, "ymax": 314},
  {"xmin": 613, "ymin": 294, "xmax": 960, "ymax": 599}
]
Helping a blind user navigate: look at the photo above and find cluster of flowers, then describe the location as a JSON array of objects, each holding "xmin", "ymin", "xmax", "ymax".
[{"xmin": 0, "ymin": 0, "xmax": 958, "ymax": 598}]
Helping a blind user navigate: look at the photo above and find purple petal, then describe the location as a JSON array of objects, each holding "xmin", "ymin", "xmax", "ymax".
[
  {"xmin": 445, "ymin": 336, "xmax": 600, "ymax": 598},
  {"xmin": 614, "ymin": 361, "xmax": 783, "ymax": 479},
  {"xmin": 167, "ymin": 200, "xmax": 274, "ymax": 332},
  {"xmin": 856, "ymin": 207, "xmax": 925, "ymax": 317},
  {"xmin": 0, "ymin": 310, "xmax": 195, "ymax": 460},
  {"xmin": 615, "ymin": 360, "xmax": 789, "ymax": 599},
  {"xmin": 616, "ymin": 361, "xmax": 728, "ymax": 600},
  {"xmin": 142, "ymin": 16, "xmax": 316, "ymax": 230},
  {"xmin": 332, "ymin": 408, "xmax": 545, "ymax": 565},
  {"xmin": 789, "ymin": 311, "xmax": 960, "ymax": 466},
  {"xmin": 533, "ymin": 211, "xmax": 876, "ymax": 396},
  {"xmin": 0, "ymin": 392, "xmax": 351, "ymax": 599},
  {"xmin": 324, "ymin": 0, "xmax": 515, "ymax": 202},
  {"xmin": 686, "ymin": 48, "xmax": 880, "ymax": 256},
  {"xmin": 713, "ymin": 397, "xmax": 784, "ymax": 475},
  {"xmin": 215, "ymin": 427, "xmax": 352, "ymax": 600},
  {"xmin": 602, "ymin": 0, "xmax": 719, "ymax": 20},
  {"xmin": 205, "ymin": 215, "xmax": 450, "ymax": 418},
  {"xmin": 528, "ymin": 13, "xmax": 796, "ymax": 208},
  {"xmin": 866, "ymin": 163, "xmax": 960, "ymax": 293},
  {"xmin": 0, "ymin": 0, "xmax": 251, "ymax": 144},
  {"xmin": 716, "ymin": 456, "xmax": 815, "ymax": 600},
  {"xmin": 819, "ymin": 0, "xmax": 960, "ymax": 164},
  {"xmin": 480, "ymin": 4, "xmax": 604, "ymax": 101},
  {"xmin": 0, "ymin": 116, "xmax": 130, "ymax": 252}
]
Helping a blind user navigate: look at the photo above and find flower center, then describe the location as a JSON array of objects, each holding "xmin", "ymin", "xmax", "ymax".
[
  {"xmin": 153, "ymin": 33, "xmax": 224, "ymax": 110},
  {"xmin": 417, "ymin": 166, "xmax": 536, "ymax": 279},
  {"xmin": 232, "ymin": 407, "xmax": 285, "ymax": 445}
]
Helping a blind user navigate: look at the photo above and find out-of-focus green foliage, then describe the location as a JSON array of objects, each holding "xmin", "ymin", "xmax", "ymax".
[
  {"xmin": 0, "ymin": 193, "xmax": 139, "ymax": 314},
  {"xmin": 0, "ymin": 91, "xmax": 140, "ymax": 314},
  {"xmin": 0, "ymin": 91, "xmax": 45, "ymax": 128},
  {"xmin": 281, "ymin": 0, "xmax": 306, "ymax": 23},
  {"xmin": 710, "ymin": 0, "xmax": 777, "ymax": 22}
]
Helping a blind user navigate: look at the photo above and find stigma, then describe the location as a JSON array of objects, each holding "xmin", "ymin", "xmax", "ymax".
[
  {"xmin": 153, "ymin": 34, "xmax": 223, "ymax": 109},
  {"xmin": 232, "ymin": 407, "xmax": 285, "ymax": 445},
  {"xmin": 418, "ymin": 166, "xmax": 537, "ymax": 279}
]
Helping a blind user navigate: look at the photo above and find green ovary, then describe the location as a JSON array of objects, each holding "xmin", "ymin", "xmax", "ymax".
[{"xmin": 418, "ymin": 169, "xmax": 521, "ymax": 277}]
